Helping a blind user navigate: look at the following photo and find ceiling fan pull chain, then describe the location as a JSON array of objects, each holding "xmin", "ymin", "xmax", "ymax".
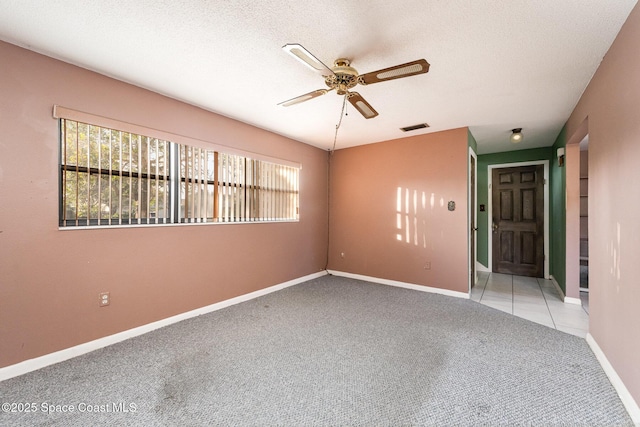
[{"xmin": 331, "ymin": 93, "xmax": 349, "ymax": 153}]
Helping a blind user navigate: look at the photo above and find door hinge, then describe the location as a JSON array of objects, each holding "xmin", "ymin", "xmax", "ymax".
[{"xmin": 544, "ymin": 178, "xmax": 547, "ymax": 185}]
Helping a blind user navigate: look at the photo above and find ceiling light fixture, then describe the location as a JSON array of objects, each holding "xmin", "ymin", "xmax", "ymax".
[{"xmin": 510, "ymin": 128, "xmax": 523, "ymax": 143}]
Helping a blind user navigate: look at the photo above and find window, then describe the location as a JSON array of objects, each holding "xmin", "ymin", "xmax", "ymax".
[
  {"xmin": 179, "ymin": 147, "xmax": 299, "ymax": 223},
  {"xmin": 60, "ymin": 119, "xmax": 170, "ymax": 226},
  {"xmin": 59, "ymin": 117, "xmax": 299, "ymax": 227}
]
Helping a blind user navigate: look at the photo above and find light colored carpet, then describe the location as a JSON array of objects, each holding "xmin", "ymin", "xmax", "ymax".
[{"xmin": 0, "ymin": 275, "xmax": 632, "ymax": 426}]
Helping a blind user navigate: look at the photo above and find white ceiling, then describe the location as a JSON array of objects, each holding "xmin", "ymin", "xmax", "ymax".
[{"xmin": 0, "ymin": 1, "xmax": 636, "ymax": 154}]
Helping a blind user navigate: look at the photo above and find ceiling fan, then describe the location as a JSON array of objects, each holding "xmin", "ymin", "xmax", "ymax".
[{"xmin": 278, "ymin": 43, "xmax": 430, "ymax": 119}]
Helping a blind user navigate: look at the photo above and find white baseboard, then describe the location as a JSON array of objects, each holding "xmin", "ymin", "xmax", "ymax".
[
  {"xmin": 0, "ymin": 270, "xmax": 328, "ymax": 382},
  {"xmin": 564, "ymin": 296, "xmax": 582, "ymax": 305},
  {"xmin": 476, "ymin": 262, "xmax": 491, "ymax": 273},
  {"xmin": 587, "ymin": 334, "xmax": 640, "ymax": 425},
  {"xmin": 548, "ymin": 274, "xmax": 581, "ymax": 305},
  {"xmin": 549, "ymin": 275, "xmax": 582, "ymax": 305},
  {"xmin": 327, "ymin": 270, "xmax": 469, "ymax": 300},
  {"xmin": 549, "ymin": 275, "xmax": 566, "ymax": 299}
]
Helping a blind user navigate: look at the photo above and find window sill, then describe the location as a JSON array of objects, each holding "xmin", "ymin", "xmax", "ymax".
[{"xmin": 58, "ymin": 219, "xmax": 300, "ymax": 231}]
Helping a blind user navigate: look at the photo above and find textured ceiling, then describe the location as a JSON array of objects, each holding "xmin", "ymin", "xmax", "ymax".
[{"xmin": 0, "ymin": 0, "xmax": 636, "ymax": 154}]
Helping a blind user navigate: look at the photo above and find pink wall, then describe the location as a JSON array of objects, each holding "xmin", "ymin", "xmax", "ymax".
[
  {"xmin": 327, "ymin": 128, "xmax": 469, "ymax": 293},
  {"xmin": 0, "ymin": 41, "xmax": 328, "ymax": 368},
  {"xmin": 565, "ymin": 4, "xmax": 640, "ymax": 404}
]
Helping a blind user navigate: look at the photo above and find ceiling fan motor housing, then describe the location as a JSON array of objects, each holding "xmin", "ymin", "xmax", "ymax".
[{"xmin": 325, "ymin": 58, "xmax": 359, "ymax": 94}]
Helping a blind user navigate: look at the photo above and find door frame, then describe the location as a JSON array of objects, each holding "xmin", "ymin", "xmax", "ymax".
[
  {"xmin": 469, "ymin": 147, "xmax": 478, "ymax": 293},
  {"xmin": 488, "ymin": 160, "xmax": 550, "ymax": 278}
]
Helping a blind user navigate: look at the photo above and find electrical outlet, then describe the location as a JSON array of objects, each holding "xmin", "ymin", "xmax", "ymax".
[
  {"xmin": 99, "ymin": 292, "xmax": 110, "ymax": 307},
  {"xmin": 424, "ymin": 262, "xmax": 431, "ymax": 270}
]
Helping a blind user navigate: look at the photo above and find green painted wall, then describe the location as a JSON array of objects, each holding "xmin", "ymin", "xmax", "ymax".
[
  {"xmin": 476, "ymin": 147, "xmax": 554, "ymax": 269},
  {"xmin": 468, "ymin": 129, "xmax": 478, "ymax": 153},
  {"xmin": 550, "ymin": 127, "xmax": 567, "ymax": 293}
]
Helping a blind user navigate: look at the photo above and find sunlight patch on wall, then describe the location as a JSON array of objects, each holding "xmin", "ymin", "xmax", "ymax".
[
  {"xmin": 608, "ymin": 222, "xmax": 622, "ymax": 286},
  {"xmin": 396, "ymin": 186, "xmax": 432, "ymax": 248}
]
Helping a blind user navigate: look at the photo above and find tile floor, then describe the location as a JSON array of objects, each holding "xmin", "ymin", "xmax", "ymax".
[{"xmin": 471, "ymin": 272, "xmax": 590, "ymax": 338}]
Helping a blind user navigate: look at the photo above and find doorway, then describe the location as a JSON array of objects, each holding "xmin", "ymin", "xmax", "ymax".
[
  {"xmin": 469, "ymin": 148, "xmax": 478, "ymax": 291},
  {"xmin": 488, "ymin": 161, "xmax": 549, "ymax": 278},
  {"xmin": 579, "ymin": 136, "xmax": 589, "ymax": 310}
]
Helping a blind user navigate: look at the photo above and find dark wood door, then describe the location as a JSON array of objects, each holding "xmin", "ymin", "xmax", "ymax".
[{"xmin": 492, "ymin": 165, "xmax": 544, "ymax": 277}]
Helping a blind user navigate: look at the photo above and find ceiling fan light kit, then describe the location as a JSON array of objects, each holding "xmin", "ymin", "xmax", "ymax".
[
  {"xmin": 510, "ymin": 128, "xmax": 523, "ymax": 143},
  {"xmin": 279, "ymin": 43, "xmax": 430, "ymax": 120}
]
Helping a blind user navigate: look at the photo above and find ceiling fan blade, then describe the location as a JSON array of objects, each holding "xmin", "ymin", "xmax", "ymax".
[
  {"xmin": 282, "ymin": 43, "xmax": 335, "ymax": 77},
  {"xmin": 278, "ymin": 89, "xmax": 330, "ymax": 107},
  {"xmin": 359, "ymin": 59, "xmax": 430, "ymax": 85},
  {"xmin": 347, "ymin": 92, "xmax": 379, "ymax": 119}
]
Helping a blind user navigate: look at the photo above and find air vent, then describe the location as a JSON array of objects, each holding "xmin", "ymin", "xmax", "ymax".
[{"xmin": 400, "ymin": 123, "xmax": 429, "ymax": 132}]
